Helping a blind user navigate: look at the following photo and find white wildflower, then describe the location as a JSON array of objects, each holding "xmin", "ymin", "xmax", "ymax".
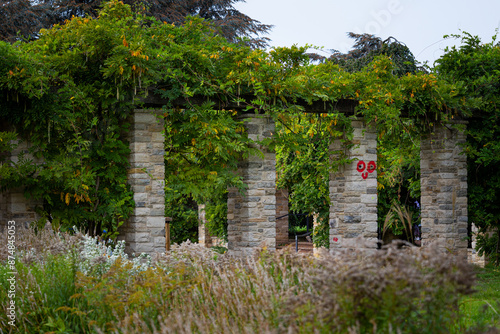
[{"xmin": 77, "ymin": 232, "xmax": 151, "ymax": 276}]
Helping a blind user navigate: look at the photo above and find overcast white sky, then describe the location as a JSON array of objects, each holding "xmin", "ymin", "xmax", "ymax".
[{"xmin": 234, "ymin": 0, "xmax": 500, "ymax": 66}]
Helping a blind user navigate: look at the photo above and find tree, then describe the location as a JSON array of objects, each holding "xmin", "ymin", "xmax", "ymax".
[
  {"xmin": 0, "ymin": 0, "xmax": 272, "ymax": 48},
  {"xmin": 0, "ymin": 0, "xmax": 53, "ymax": 42},
  {"xmin": 310, "ymin": 32, "xmax": 424, "ymax": 76},
  {"xmin": 435, "ymin": 32, "xmax": 500, "ymax": 263}
]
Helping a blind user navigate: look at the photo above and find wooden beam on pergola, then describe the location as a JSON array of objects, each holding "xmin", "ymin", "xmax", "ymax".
[{"xmin": 141, "ymin": 89, "xmax": 359, "ymax": 115}]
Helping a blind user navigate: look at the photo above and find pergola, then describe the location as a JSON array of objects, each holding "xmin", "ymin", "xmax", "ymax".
[{"xmin": 120, "ymin": 92, "xmax": 467, "ymax": 258}]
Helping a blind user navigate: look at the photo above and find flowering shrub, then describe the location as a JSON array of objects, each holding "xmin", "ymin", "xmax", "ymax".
[{"xmin": 79, "ymin": 233, "xmax": 151, "ymax": 277}]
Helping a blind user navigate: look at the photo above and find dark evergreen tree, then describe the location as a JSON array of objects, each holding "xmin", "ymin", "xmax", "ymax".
[
  {"xmin": 311, "ymin": 32, "xmax": 424, "ymax": 76},
  {"xmin": 0, "ymin": 0, "xmax": 54, "ymax": 42},
  {"xmin": 0, "ymin": 0, "xmax": 272, "ymax": 47}
]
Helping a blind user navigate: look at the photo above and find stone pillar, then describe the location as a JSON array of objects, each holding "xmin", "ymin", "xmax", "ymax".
[
  {"xmin": 198, "ymin": 204, "xmax": 226, "ymax": 248},
  {"xmin": 312, "ymin": 212, "xmax": 324, "ymax": 255},
  {"xmin": 275, "ymin": 188, "xmax": 289, "ymax": 245},
  {"xmin": 468, "ymin": 223, "xmax": 485, "ymax": 267},
  {"xmin": 198, "ymin": 204, "xmax": 212, "ymax": 247},
  {"xmin": 1, "ymin": 140, "xmax": 42, "ymax": 227},
  {"xmin": 5, "ymin": 190, "xmax": 40, "ymax": 224},
  {"xmin": 121, "ymin": 109, "xmax": 165, "ymax": 254},
  {"xmin": 329, "ymin": 119, "xmax": 378, "ymax": 249},
  {"xmin": 227, "ymin": 114, "xmax": 276, "ymax": 256},
  {"xmin": 420, "ymin": 122, "xmax": 467, "ymax": 259}
]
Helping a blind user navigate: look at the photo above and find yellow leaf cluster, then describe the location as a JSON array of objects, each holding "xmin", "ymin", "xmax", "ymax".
[{"xmin": 61, "ymin": 191, "xmax": 91, "ymax": 205}]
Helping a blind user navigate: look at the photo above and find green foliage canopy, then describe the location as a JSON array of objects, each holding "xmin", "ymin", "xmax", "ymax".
[{"xmin": 435, "ymin": 32, "xmax": 500, "ymax": 260}]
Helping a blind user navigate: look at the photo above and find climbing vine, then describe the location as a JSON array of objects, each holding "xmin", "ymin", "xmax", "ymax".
[{"xmin": 435, "ymin": 32, "xmax": 500, "ymax": 262}]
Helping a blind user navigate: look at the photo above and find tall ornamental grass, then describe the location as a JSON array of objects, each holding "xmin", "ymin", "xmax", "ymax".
[{"xmin": 0, "ymin": 225, "xmax": 493, "ymax": 333}]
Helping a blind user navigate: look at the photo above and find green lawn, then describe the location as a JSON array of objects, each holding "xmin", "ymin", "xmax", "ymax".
[{"xmin": 460, "ymin": 266, "xmax": 500, "ymax": 331}]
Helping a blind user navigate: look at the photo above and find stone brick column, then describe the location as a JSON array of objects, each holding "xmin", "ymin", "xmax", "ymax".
[
  {"xmin": 275, "ymin": 188, "xmax": 289, "ymax": 245},
  {"xmin": 121, "ymin": 109, "xmax": 165, "ymax": 254},
  {"xmin": 329, "ymin": 119, "xmax": 378, "ymax": 249},
  {"xmin": 4, "ymin": 190, "xmax": 40, "ymax": 224},
  {"xmin": 312, "ymin": 212, "xmax": 325, "ymax": 255},
  {"xmin": 1, "ymin": 140, "xmax": 42, "ymax": 227},
  {"xmin": 1, "ymin": 188, "xmax": 41, "ymax": 228},
  {"xmin": 198, "ymin": 204, "xmax": 226, "ymax": 248},
  {"xmin": 198, "ymin": 204, "xmax": 213, "ymax": 247},
  {"xmin": 227, "ymin": 114, "xmax": 276, "ymax": 256},
  {"xmin": 468, "ymin": 223, "xmax": 485, "ymax": 267},
  {"xmin": 420, "ymin": 122, "xmax": 467, "ymax": 259}
]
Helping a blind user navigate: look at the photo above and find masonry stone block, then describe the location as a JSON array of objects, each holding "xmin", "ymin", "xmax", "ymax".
[
  {"xmin": 146, "ymin": 216, "xmax": 165, "ymax": 228},
  {"xmin": 135, "ymin": 232, "xmax": 151, "ymax": 243},
  {"xmin": 360, "ymin": 194, "xmax": 377, "ymax": 204},
  {"xmin": 132, "ymin": 243, "xmax": 155, "ymax": 254}
]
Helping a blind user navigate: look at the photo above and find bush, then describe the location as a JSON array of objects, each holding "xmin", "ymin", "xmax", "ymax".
[
  {"xmin": 165, "ymin": 193, "xmax": 199, "ymax": 244},
  {"xmin": 287, "ymin": 242, "xmax": 476, "ymax": 333},
  {"xmin": 0, "ymin": 225, "xmax": 151, "ymax": 333},
  {"xmin": 0, "ymin": 226, "xmax": 85, "ymax": 333}
]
